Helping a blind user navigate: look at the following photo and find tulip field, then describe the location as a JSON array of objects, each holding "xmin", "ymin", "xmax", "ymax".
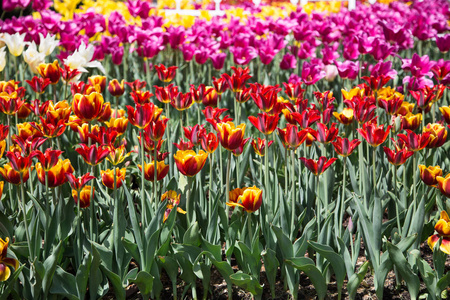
[{"xmin": 0, "ymin": 0, "xmax": 449, "ymax": 298}]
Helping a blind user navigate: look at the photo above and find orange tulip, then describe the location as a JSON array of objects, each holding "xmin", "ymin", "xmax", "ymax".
[
  {"xmin": 101, "ymin": 168, "xmax": 126, "ymax": 189},
  {"xmin": 36, "ymin": 159, "xmax": 74, "ymax": 188},
  {"xmin": 174, "ymin": 150, "xmax": 208, "ymax": 177},
  {"xmin": 88, "ymin": 75, "xmax": 107, "ymax": 93},
  {"xmin": 226, "ymin": 186, "xmax": 263, "ymax": 213},
  {"xmin": 423, "ymin": 123, "xmax": 447, "ymax": 148},
  {"xmin": 0, "ymin": 237, "xmax": 19, "ymax": 282},
  {"xmin": 72, "ymin": 185, "xmax": 94, "ymax": 208},
  {"xmin": 437, "ymin": 174, "xmax": 450, "ymax": 198},
  {"xmin": 216, "ymin": 122, "xmax": 246, "ymax": 151},
  {"xmin": 138, "ymin": 161, "xmax": 169, "ymax": 181},
  {"xmin": 428, "ymin": 211, "xmax": 450, "ymax": 254},
  {"xmin": 37, "ymin": 60, "xmax": 60, "ymax": 85},
  {"xmin": 72, "ymin": 92, "xmax": 105, "ymax": 122},
  {"xmin": 419, "ymin": 165, "xmax": 442, "ymax": 187},
  {"xmin": 0, "ymin": 163, "xmax": 31, "ymax": 185}
]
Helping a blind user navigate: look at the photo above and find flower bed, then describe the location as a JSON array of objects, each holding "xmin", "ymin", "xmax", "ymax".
[{"xmin": 0, "ymin": 0, "xmax": 449, "ymax": 299}]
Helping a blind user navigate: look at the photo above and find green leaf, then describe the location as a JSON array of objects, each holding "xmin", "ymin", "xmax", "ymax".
[
  {"xmin": 43, "ymin": 240, "xmax": 64, "ymax": 296},
  {"xmin": 122, "ymin": 237, "xmax": 140, "ymax": 266},
  {"xmin": 90, "ymin": 244, "xmax": 103, "ymax": 300},
  {"xmin": 0, "ymin": 210, "xmax": 14, "ymax": 238},
  {"xmin": 308, "ymin": 241, "xmax": 346, "ymax": 296},
  {"xmin": 262, "ymin": 248, "xmax": 279, "ymax": 299},
  {"xmin": 285, "ymin": 257, "xmax": 327, "ymax": 300},
  {"xmin": 230, "ymin": 272, "xmax": 263, "ymax": 297},
  {"xmin": 76, "ymin": 254, "xmax": 92, "ymax": 300},
  {"xmin": 386, "ymin": 242, "xmax": 420, "ymax": 300},
  {"xmin": 99, "ymin": 265, "xmax": 126, "ymax": 300},
  {"xmin": 184, "ymin": 222, "xmax": 202, "ymax": 247},
  {"xmin": 347, "ymin": 261, "xmax": 369, "ymax": 300},
  {"xmin": 50, "ymin": 267, "xmax": 78, "ymax": 300},
  {"xmin": 129, "ymin": 270, "xmax": 154, "ymax": 299}
]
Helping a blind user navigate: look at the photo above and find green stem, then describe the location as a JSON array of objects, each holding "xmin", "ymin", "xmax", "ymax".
[
  {"xmin": 19, "ymin": 173, "xmax": 33, "ymax": 260},
  {"xmin": 44, "ymin": 172, "xmax": 50, "ymax": 256},
  {"xmin": 373, "ymin": 148, "xmax": 377, "ymax": 198},
  {"xmin": 208, "ymin": 152, "xmax": 214, "ymax": 222},
  {"xmin": 290, "ymin": 150, "xmax": 297, "ymax": 239},
  {"xmin": 339, "ymin": 157, "xmax": 347, "ymax": 237},
  {"xmin": 247, "ymin": 213, "xmax": 253, "ymax": 245},
  {"xmin": 225, "ymin": 151, "xmax": 232, "ymax": 218},
  {"xmin": 186, "ymin": 176, "xmax": 193, "ymax": 224},
  {"xmin": 264, "ymin": 135, "xmax": 270, "ymax": 213},
  {"xmin": 316, "ymin": 174, "xmax": 321, "ymax": 237},
  {"xmin": 413, "ymin": 152, "xmax": 417, "ymax": 212},
  {"xmin": 77, "ymin": 188, "xmax": 82, "ymax": 265},
  {"xmin": 153, "ymin": 145, "xmax": 158, "ymax": 207},
  {"xmin": 140, "ymin": 129, "xmax": 147, "ymax": 225},
  {"xmin": 394, "ymin": 165, "xmax": 401, "ymax": 235},
  {"xmin": 90, "ymin": 165, "xmax": 96, "ymax": 242}
]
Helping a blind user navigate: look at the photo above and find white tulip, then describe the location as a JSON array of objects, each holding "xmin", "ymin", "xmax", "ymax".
[
  {"xmin": 0, "ymin": 33, "xmax": 27, "ymax": 57},
  {"xmin": 23, "ymin": 42, "xmax": 46, "ymax": 74},
  {"xmin": 38, "ymin": 33, "xmax": 59, "ymax": 56},
  {"xmin": 64, "ymin": 41, "xmax": 105, "ymax": 79},
  {"xmin": 0, "ymin": 47, "xmax": 6, "ymax": 72}
]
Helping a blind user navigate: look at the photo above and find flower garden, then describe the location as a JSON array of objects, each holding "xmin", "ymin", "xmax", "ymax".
[{"xmin": 0, "ymin": 0, "xmax": 449, "ymax": 298}]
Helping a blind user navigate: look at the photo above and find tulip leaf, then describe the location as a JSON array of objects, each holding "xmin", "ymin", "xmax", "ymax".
[
  {"xmin": 129, "ymin": 270, "xmax": 154, "ymax": 299},
  {"xmin": 179, "ymin": 174, "xmax": 188, "ymax": 193},
  {"xmin": 308, "ymin": 241, "xmax": 346, "ymax": 296},
  {"xmin": 76, "ymin": 253, "xmax": 92, "ymax": 300},
  {"xmin": 122, "ymin": 237, "xmax": 140, "ymax": 266},
  {"xmin": 230, "ymin": 272, "xmax": 263, "ymax": 297},
  {"xmin": 0, "ymin": 210, "xmax": 13, "ymax": 238},
  {"xmin": 262, "ymin": 248, "xmax": 279, "ymax": 299},
  {"xmin": 184, "ymin": 222, "xmax": 202, "ymax": 247},
  {"xmin": 123, "ymin": 184, "xmax": 143, "ymax": 252},
  {"xmin": 285, "ymin": 257, "xmax": 327, "ymax": 300},
  {"xmin": 99, "ymin": 264, "xmax": 126, "ymax": 300},
  {"xmin": 386, "ymin": 242, "xmax": 420, "ymax": 300},
  {"xmin": 347, "ymin": 261, "xmax": 369, "ymax": 300},
  {"xmin": 50, "ymin": 267, "xmax": 78, "ymax": 300},
  {"xmin": 43, "ymin": 240, "xmax": 64, "ymax": 296},
  {"xmin": 90, "ymin": 243, "xmax": 104, "ymax": 300}
]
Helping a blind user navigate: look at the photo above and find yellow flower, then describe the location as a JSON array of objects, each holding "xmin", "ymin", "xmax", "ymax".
[{"xmin": 0, "ymin": 237, "xmax": 19, "ymax": 282}]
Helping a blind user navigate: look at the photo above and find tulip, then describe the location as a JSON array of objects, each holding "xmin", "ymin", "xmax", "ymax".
[
  {"xmin": 0, "ymin": 163, "xmax": 30, "ymax": 185},
  {"xmin": 72, "ymin": 186, "xmax": 94, "ymax": 208},
  {"xmin": 101, "ymin": 168, "xmax": 126, "ymax": 189},
  {"xmin": 201, "ymin": 132, "xmax": 219, "ymax": 154},
  {"xmin": 0, "ymin": 33, "xmax": 27, "ymax": 57},
  {"xmin": 26, "ymin": 77, "xmax": 51, "ymax": 94},
  {"xmin": 125, "ymin": 80, "xmax": 146, "ymax": 92},
  {"xmin": 419, "ymin": 165, "xmax": 443, "ymax": 187},
  {"xmin": 232, "ymin": 137, "xmax": 250, "ymax": 157},
  {"xmin": 170, "ymin": 92, "xmax": 194, "ymax": 111},
  {"xmin": 88, "ymin": 76, "xmax": 106, "ymax": 93},
  {"xmin": 154, "ymin": 64, "xmax": 177, "ymax": 83},
  {"xmin": 357, "ymin": 120, "xmax": 391, "ymax": 147},
  {"xmin": 37, "ymin": 60, "xmax": 61, "ymax": 85},
  {"xmin": 436, "ymin": 174, "xmax": 450, "ymax": 198},
  {"xmin": 154, "ymin": 84, "xmax": 179, "ymax": 104},
  {"xmin": 174, "ymin": 150, "xmax": 208, "ymax": 177},
  {"xmin": 184, "ymin": 124, "xmax": 206, "ymax": 146},
  {"xmin": 31, "ymin": 149, "xmax": 63, "ymax": 171},
  {"xmin": 277, "ymin": 124, "xmax": 308, "ymax": 150},
  {"xmin": 145, "ymin": 118, "xmax": 168, "ymax": 142},
  {"xmin": 5, "ymin": 151, "xmax": 33, "ymax": 175},
  {"xmin": 104, "ymin": 117, "xmax": 129, "ymax": 136},
  {"xmin": 0, "ymin": 237, "xmax": 19, "ymax": 282},
  {"xmin": 46, "ymin": 100, "xmax": 72, "ymax": 123},
  {"xmin": 106, "ymin": 144, "xmax": 130, "ymax": 166},
  {"xmin": 234, "ymin": 88, "xmax": 251, "ymax": 104},
  {"xmin": 423, "ymin": 123, "xmax": 447, "ymax": 148},
  {"xmin": 251, "ymin": 90, "xmax": 278, "ymax": 113},
  {"xmin": 72, "ymin": 92, "xmax": 104, "ymax": 122},
  {"xmin": 0, "ymin": 47, "xmax": 6, "ymax": 72},
  {"xmin": 248, "ymin": 113, "xmax": 280, "ymax": 135},
  {"xmin": 383, "ymin": 146, "xmax": 413, "ymax": 166},
  {"xmin": 226, "ymin": 186, "xmax": 263, "ymax": 213},
  {"xmin": 138, "ymin": 161, "xmax": 169, "ymax": 181},
  {"xmin": 332, "ymin": 137, "xmax": 361, "ymax": 157},
  {"xmin": 440, "ymin": 106, "xmax": 450, "ymax": 124},
  {"xmin": 216, "ymin": 122, "xmax": 246, "ymax": 151},
  {"xmin": 36, "ymin": 159, "xmax": 74, "ymax": 188},
  {"xmin": 251, "ymin": 138, "xmax": 273, "ymax": 157},
  {"xmin": 107, "ymin": 79, "xmax": 125, "ymax": 97},
  {"xmin": 287, "ymin": 109, "xmax": 321, "ymax": 129},
  {"xmin": 0, "ymin": 92, "xmax": 25, "ymax": 115},
  {"xmin": 316, "ymin": 123, "xmax": 339, "ymax": 144},
  {"xmin": 75, "ymin": 144, "xmax": 110, "ymax": 166},
  {"xmin": 222, "ymin": 66, "xmax": 251, "ymax": 93},
  {"xmin": 31, "ymin": 116, "xmax": 66, "ymax": 138},
  {"xmin": 127, "ymin": 102, "xmax": 160, "ymax": 129},
  {"xmin": 333, "ymin": 108, "xmax": 354, "ymax": 125},
  {"xmin": 397, "ymin": 130, "xmax": 430, "ymax": 152},
  {"xmin": 212, "ymin": 77, "xmax": 228, "ymax": 95},
  {"xmin": 161, "ymin": 190, "xmax": 186, "ymax": 222},
  {"xmin": 401, "ymin": 112, "xmax": 422, "ymax": 131},
  {"xmin": 428, "ymin": 211, "xmax": 450, "ymax": 254},
  {"xmin": 300, "ymin": 156, "xmax": 337, "ymax": 176}
]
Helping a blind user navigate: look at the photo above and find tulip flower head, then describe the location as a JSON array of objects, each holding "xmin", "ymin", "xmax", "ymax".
[
  {"xmin": 155, "ymin": 64, "xmax": 177, "ymax": 83},
  {"xmin": 251, "ymin": 138, "xmax": 273, "ymax": 157},
  {"xmin": 37, "ymin": 60, "xmax": 61, "ymax": 85},
  {"xmin": 36, "ymin": 158, "xmax": 74, "ymax": 188},
  {"xmin": 226, "ymin": 186, "xmax": 263, "ymax": 213},
  {"xmin": 101, "ymin": 168, "xmax": 126, "ymax": 189},
  {"xmin": 174, "ymin": 150, "xmax": 208, "ymax": 177},
  {"xmin": 333, "ymin": 108, "xmax": 354, "ymax": 125},
  {"xmin": 248, "ymin": 113, "xmax": 280, "ymax": 135},
  {"xmin": 72, "ymin": 186, "xmax": 94, "ymax": 208},
  {"xmin": 138, "ymin": 161, "xmax": 169, "ymax": 181},
  {"xmin": 428, "ymin": 211, "xmax": 450, "ymax": 254},
  {"xmin": 357, "ymin": 120, "xmax": 391, "ymax": 147},
  {"xmin": 0, "ymin": 33, "xmax": 27, "ymax": 57},
  {"xmin": 108, "ymin": 79, "xmax": 125, "ymax": 97},
  {"xmin": 332, "ymin": 137, "xmax": 361, "ymax": 157},
  {"xmin": 216, "ymin": 122, "xmax": 246, "ymax": 151},
  {"xmin": 436, "ymin": 174, "xmax": 450, "ymax": 198},
  {"xmin": 300, "ymin": 156, "xmax": 337, "ymax": 176},
  {"xmin": 277, "ymin": 124, "xmax": 308, "ymax": 150},
  {"xmin": 419, "ymin": 165, "xmax": 443, "ymax": 187},
  {"xmin": 423, "ymin": 123, "xmax": 447, "ymax": 148},
  {"xmin": 0, "ymin": 237, "xmax": 19, "ymax": 282}
]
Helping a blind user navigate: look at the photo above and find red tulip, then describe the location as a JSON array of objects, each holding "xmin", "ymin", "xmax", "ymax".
[
  {"xmin": 316, "ymin": 123, "xmax": 339, "ymax": 144},
  {"xmin": 154, "ymin": 64, "xmax": 177, "ymax": 83},
  {"xmin": 300, "ymin": 156, "xmax": 337, "ymax": 176},
  {"xmin": 357, "ymin": 120, "xmax": 391, "ymax": 147},
  {"xmin": 332, "ymin": 137, "xmax": 361, "ymax": 157},
  {"xmin": 248, "ymin": 113, "xmax": 280, "ymax": 135},
  {"xmin": 397, "ymin": 130, "xmax": 431, "ymax": 152},
  {"xmin": 75, "ymin": 144, "xmax": 110, "ymax": 166},
  {"xmin": 277, "ymin": 124, "xmax": 309, "ymax": 150}
]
